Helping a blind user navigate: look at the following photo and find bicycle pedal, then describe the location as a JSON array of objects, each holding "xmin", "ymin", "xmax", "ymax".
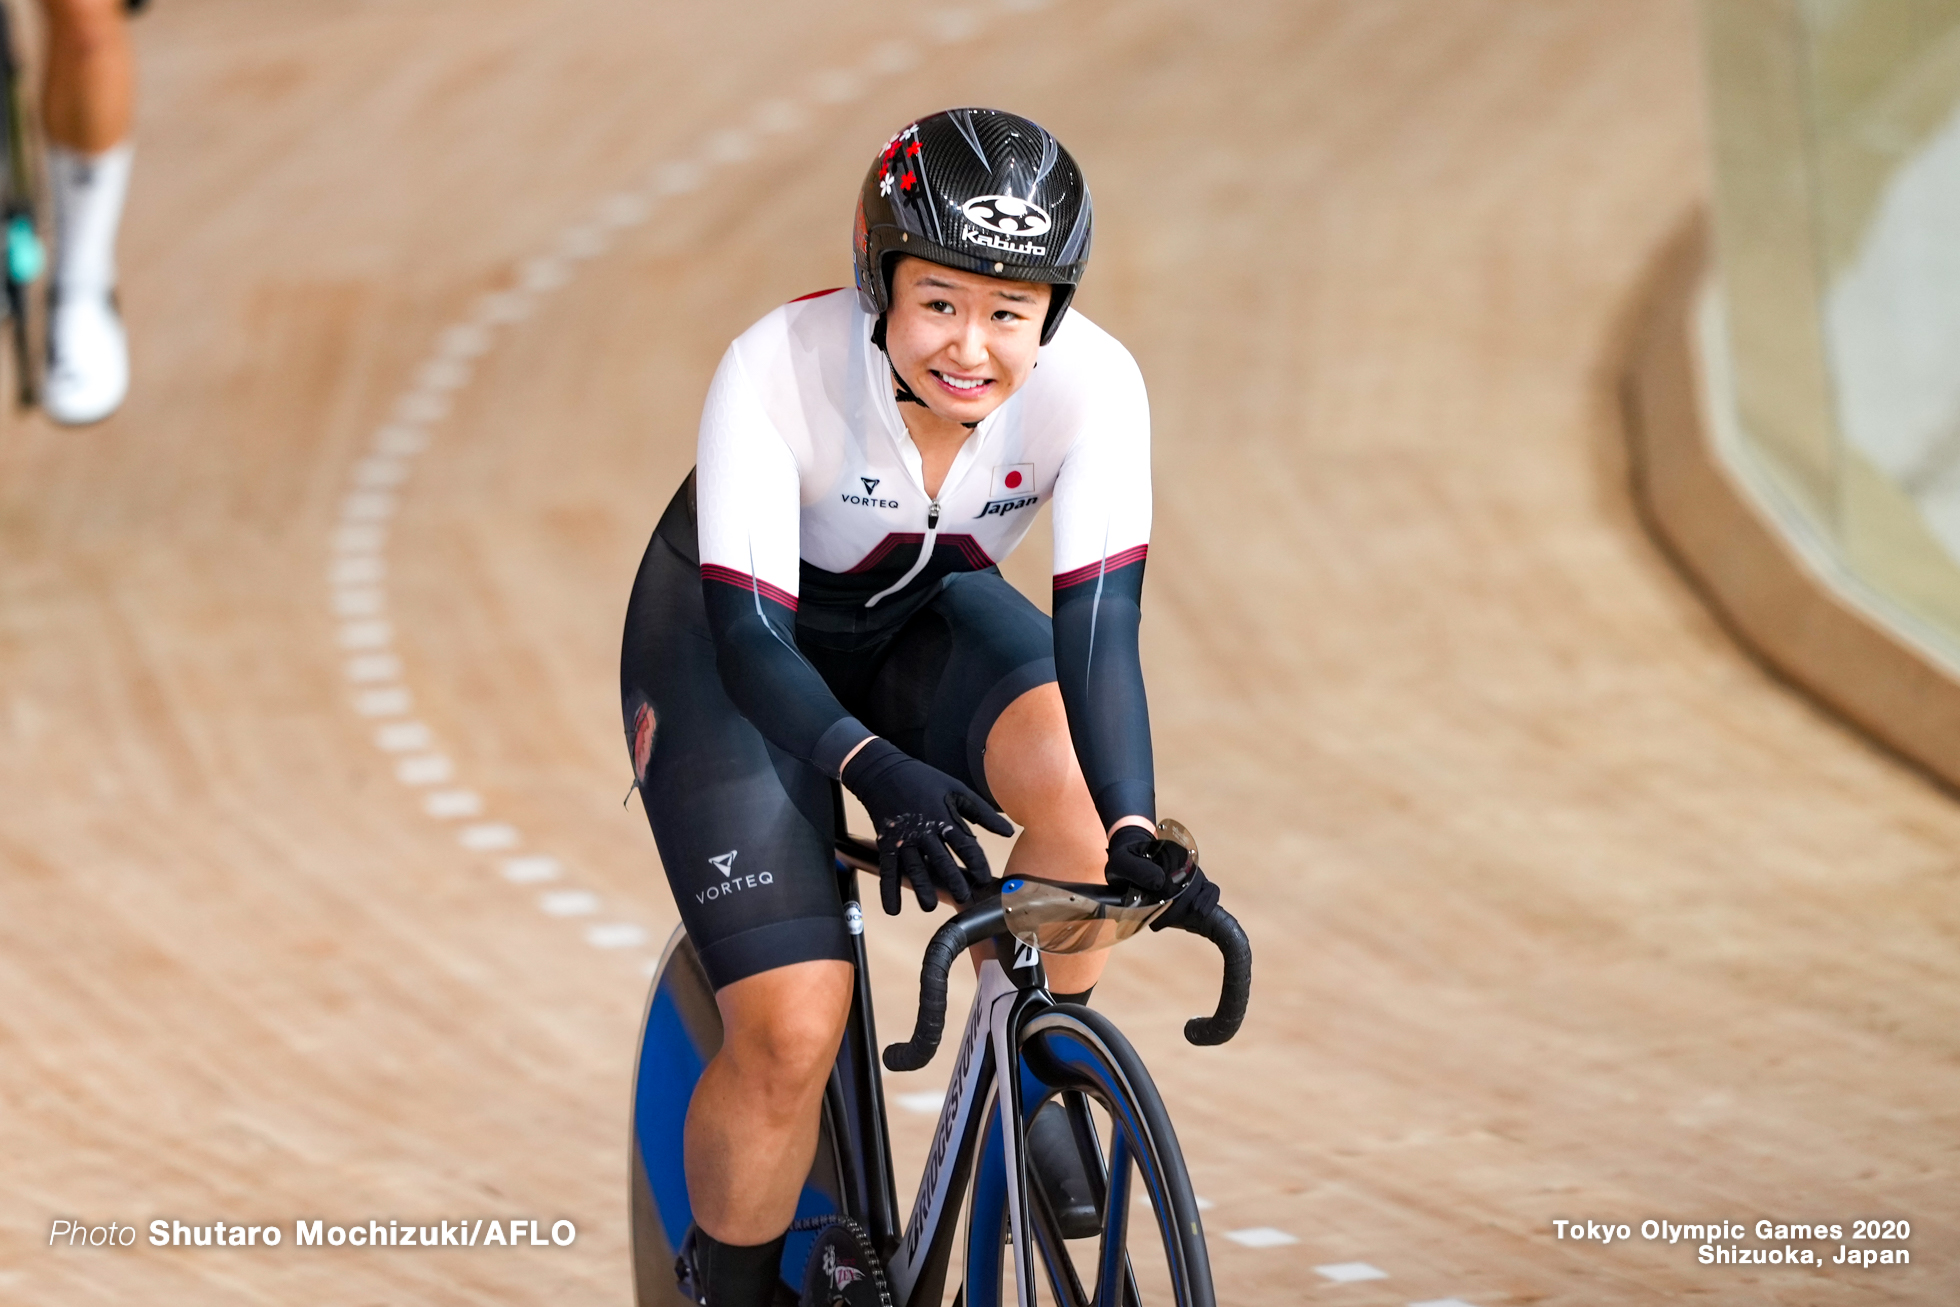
[{"xmin": 1029, "ymin": 1099, "xmax": 1102, "ymax": 1239}]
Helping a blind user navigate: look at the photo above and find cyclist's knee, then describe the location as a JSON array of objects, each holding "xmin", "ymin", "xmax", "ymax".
[
  {"xmin": 984, "ymin": 685, "xmax": 1097, "ymax": 829},
  {"xmin": 985, "ymin": 684, "xmax": 1075, "ymax": 788},
  {"xmin": 715, "ymin": 959, "xmax": 853, "ymax": 1112}
]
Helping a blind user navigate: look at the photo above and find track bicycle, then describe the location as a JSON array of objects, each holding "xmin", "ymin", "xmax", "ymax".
[{"xmin": 630, "ymin": 795, "xmax": 1253, "ymax": 1307}]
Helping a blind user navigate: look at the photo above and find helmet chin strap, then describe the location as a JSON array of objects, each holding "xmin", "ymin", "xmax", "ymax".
[{"xmin": 873, "ymin": 313, "xmax": 981, "ymax": 430}]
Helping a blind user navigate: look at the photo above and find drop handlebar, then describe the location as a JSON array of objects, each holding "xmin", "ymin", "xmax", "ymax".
[{"xmin": 881, "ymin": 887, "xmax": 1252, "ymax": 1072}]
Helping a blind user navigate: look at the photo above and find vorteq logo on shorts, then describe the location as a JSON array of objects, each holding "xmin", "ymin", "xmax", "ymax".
[{"xmin": 698, "ymin": 849, "xmax": 773, "ymax": 905}]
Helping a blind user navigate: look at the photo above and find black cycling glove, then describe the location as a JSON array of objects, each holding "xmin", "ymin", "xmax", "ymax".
[
  {"xmin": 842, "ymin": 737, "xmax": 1015, "ymax": 915},
  {"xmin": 1105, "ymin": 824, "xmax": 1221, "ymax": 931}
]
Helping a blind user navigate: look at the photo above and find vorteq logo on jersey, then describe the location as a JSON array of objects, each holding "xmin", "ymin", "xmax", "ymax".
[{"xmin": 842, "ymin": 474, "xmax": 900, "ymax": 509}]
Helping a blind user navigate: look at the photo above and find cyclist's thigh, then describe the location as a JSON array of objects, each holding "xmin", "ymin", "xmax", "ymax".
[
  {"xmin": 857, "ymin": 569, "xmax": 1055, "ymax": 805},
  {"xmin": 621, "ymin": 478, "xmax": 849, "ymax": 992}
]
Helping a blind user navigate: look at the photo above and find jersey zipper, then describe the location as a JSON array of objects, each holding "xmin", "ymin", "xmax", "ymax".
[{"xmin": 864, "ymin": 497, "xmax": 941, "ymax": 608}]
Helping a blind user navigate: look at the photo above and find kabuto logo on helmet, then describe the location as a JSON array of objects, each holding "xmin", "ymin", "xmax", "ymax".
[{"xmin": 959, "ymin": 194, "xmax": 1052, "ymax": 238}]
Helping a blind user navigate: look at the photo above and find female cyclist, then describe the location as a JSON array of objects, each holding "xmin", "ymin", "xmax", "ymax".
[{"xmin": 620, "ymin": 107, "xmax": 1218, "ymax": 1307}]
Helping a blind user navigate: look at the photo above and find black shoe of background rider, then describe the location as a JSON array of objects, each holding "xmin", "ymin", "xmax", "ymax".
[{"xmin": 1029, "ymin": 1100, "xmax": 1103, "ymax": 1240}]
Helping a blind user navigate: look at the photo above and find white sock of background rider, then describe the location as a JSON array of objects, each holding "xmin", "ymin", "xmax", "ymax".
[
  {"xmin": 40, "ymin": 0, "xmax": 137, "ymax": 426},
  {"xmin": 46, "ymin": 140, "xmax": 132, "ymax": 424}
]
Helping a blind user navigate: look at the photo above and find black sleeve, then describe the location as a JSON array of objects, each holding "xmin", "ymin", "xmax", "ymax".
[
  {"xmin": 701, "ymin": 566, "xmax": 870, "ymax": 777},
  {"xmin": 1051, "ymin": 548, "xmax": 1155, "ymax": 829}
]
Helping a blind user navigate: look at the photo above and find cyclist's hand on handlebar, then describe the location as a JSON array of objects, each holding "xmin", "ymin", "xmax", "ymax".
[
  {"xmin": 1105, "ymin": 825, "xmax": 1222, "ymax": 931},
  {"xmin": 1104, "ymin": 824, "xmax": 1184, "ymax": 897},
  {"xmin": 1148, "ymin": 867, "xmax": 1220, "ymax": 932},
  {"xmin": 842, "ymin": 737, "xmax": 1014, "ymax": 914}
]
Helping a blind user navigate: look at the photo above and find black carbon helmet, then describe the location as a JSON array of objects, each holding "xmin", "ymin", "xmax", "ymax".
[{"xmin": 854, "ymin": 108, "xmax": 1092, "ymax": 346}]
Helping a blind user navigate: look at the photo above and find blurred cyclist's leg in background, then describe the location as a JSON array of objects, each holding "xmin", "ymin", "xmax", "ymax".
[{"xmin": 41, "ymin": 0, "xmax": 133, "ymax": 425}]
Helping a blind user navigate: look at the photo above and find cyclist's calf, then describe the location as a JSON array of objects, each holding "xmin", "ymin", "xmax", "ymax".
[{"xmin": 685, "ymin": 958, "xmax": 855, "ymax": 1243}]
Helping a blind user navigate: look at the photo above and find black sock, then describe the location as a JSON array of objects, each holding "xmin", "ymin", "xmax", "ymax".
[
  {"xmin": 1052, "ymin": 985, "xmax": 1096, "ymax": 1005},
  {"xmin": 696, "ymin": 1229, "xmax": 787, "ymax": 1307}
]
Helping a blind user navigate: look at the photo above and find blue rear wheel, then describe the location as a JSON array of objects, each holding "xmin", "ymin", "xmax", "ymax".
[{"xmin": 629, "ymin": 928, "xmax": 849, "ymax": 1306}]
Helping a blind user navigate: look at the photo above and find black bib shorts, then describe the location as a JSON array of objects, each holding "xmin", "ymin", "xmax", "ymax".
[{"xmin": 620, "ymin": 476, "xmax": 1056, "ymax": 990}]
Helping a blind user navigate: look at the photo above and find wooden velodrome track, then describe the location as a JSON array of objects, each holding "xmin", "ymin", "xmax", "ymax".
[{"xmin": 2, "ymin": 0, "xmax": 1955, "ymax": 1302}]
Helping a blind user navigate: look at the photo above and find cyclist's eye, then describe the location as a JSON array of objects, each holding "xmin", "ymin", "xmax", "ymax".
[
  {"xmin": 928, "ymin": 299, "xmax": 955, "ymax": 314},
  {"xmin": 993, "ymin": 309, "xmax": 1024, "ymax": 322}
]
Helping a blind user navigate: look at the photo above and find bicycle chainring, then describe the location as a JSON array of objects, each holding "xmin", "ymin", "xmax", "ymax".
[{"xmin": 797, "ymin": 1218, "xmax": 892, "ymax": 1307}]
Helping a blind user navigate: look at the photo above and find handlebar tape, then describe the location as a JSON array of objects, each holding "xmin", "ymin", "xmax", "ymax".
[
  {"xmin": 1176, "ymin": 905, "xmax": 1251, "ymax": 1045},
  {"xmin": 883, "ymin": 908, "xmax": 992, "ymax": 1072}
]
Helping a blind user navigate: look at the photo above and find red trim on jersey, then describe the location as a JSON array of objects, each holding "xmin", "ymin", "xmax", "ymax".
[
  {"xmin": 1053, "ymin": 544, "xmax": 1149, "ymax": 591},
  {"xmin": 788, "ymin": 287, "xmax": 846, "ymax": 303},
  {"xmin": 845, "ymin": 533, "xmax": 995, "ymax": 575},
  {"xmin": 846, "ymin": 534, "xmax": 918, "ymax": 573},
  {"xmin": 950, "ymin": 535, "xmax": 996, "ymax": 570},
  {"xmin": 702, "ymin": 563, "xmax": 798, "ymax": 611}
]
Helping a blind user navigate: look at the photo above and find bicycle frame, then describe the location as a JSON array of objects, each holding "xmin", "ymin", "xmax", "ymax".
[
  {"xmin": 886, "ymin": 941, "xmax": 1049, "ymax": 1307},
  {"xmin": 827, "ymin": 836, "xmax": 1056, "ymax": 1307}
]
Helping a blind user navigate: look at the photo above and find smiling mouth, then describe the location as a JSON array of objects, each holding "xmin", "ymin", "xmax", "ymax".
[{"xmin": 931, "ymin": 371, "xmax": 992, "ymax": 396}]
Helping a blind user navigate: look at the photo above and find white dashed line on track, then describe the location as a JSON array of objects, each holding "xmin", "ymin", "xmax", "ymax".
[
  {"xmin": 326, "ymin": 0, "xmax": 1051, "ymax": 971},
  {"xmin": 1226, "ymin": 1228, "xmax": 1300, "ymax": 1250},
  {"xmin": 894, "ymin": 1090, "xmax": 948, "ymax": 1115},
  {"xmin": 539, "ymin": 889, "xmax": 601, "ymax": 917},
  {"xmin": 587, "ymin": 923, "xmax": 650, "ymax": 949},
  {"xmin": 395, "ymin": 755, "xmax": 454, "ymax": 786},
  {"xmin": 1313, "ymin": 1260, "xmax": 1386, "ymax": 1280},
  {"xmin": 502, "ymin": 855, "xmax": 562, "ymax": 884},
  {"xmin": 332, "ymin": 588, "xmax": 385, "ymax": 617},
  {"xmin": 458, "ymin": 823, "xmax": 520, "ymax": 852},
  {"xmin": 374, "ymin": 720, "xmax": 432, "ymax": 751},
  {"xmin": 422, "ymin": 789, "xmax": 482, "ymax": 818},
  {"xmin": 355, "ymin": 688, "xmax": 412, "ymax": 717},
  {"xmin": 337, "ymin": 620, "xmax": 392, "ymax": 650}
]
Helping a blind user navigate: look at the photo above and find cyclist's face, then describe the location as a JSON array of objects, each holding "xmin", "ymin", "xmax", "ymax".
[{"xmin": 884, "ymin": 256, "xmax": 1050, "ymax": 426}]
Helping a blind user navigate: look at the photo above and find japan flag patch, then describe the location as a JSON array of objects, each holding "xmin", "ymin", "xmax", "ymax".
[{"xmin": 991, "ymin": 464, "xmax": 1035, "ymax": 499}]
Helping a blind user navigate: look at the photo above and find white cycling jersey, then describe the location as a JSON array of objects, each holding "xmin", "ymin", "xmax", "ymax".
[{"xmin": 694, "ymin": 287, "xmax": 1151, "ymax": 604}]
